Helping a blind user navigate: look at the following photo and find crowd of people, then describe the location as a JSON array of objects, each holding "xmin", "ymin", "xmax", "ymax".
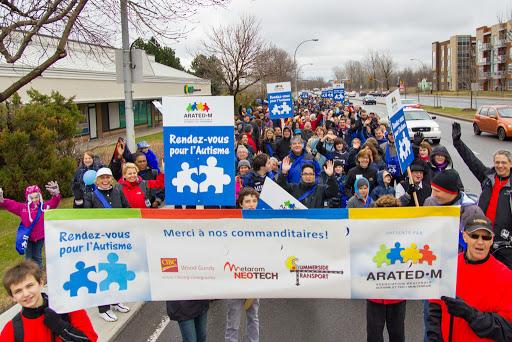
[{"xmin": 0, "ymin": 95, "xmax": 511, "ymax": 342}]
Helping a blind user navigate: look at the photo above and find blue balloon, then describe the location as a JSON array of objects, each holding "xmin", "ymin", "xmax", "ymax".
[{"xmin": 83, "ymin": 170, "xmax": 97, "ymax": 186}]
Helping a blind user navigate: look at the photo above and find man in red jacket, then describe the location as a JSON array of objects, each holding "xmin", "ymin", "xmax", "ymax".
[
  {"xmin": 0, "ymin": 261, "xmax": 98, "ymax": 342},
  {"xmin": 427, "ymin": 215, "xmax": 512, "ymax": 341}
]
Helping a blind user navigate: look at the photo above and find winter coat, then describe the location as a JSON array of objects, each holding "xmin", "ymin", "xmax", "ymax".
[
  {"xmin": 346, "ymin": 193, "xmax": 372, "ymax": 208},
  {"xmin": 277, "ymin": 173, "xmax": 338, "ymax": 209},
  {"xmin": 260, "ymin": 140, "xmax": 276, "ymax": 158},
  {"xmin": 245, "ymin": 132, "xmax": 258, "ymax": 153},
  {"xmin": 84, "ymin": 185, "xmax": 130, "ymax": 209},
  {"xmin": 117, "ymin": 174, "xmax": 165, "ymax": 208},
  {"xmin": 427, "ymin": 253, "xmax": 512, "ymax": 342},
  {"xmin": 453, "ymin": 138, "xmax": 512, "ymax": 267},
  {"xmin": 166, "ymin": 300, "xmax": 209, "ymax": 322},
  {"xmin": 143, "ymin": 149, "xmax": 160, "ymax": 174},
  {"xmin": 0, "ymin": 195, "xmax": 61, "ymax": 242},
  {"xmin": 284, "ymin": 150, "xmax": 321, "ymax": 185},
  {"xmin": 242, "ymin": 171, "xmax": 268, "ymax": 193},
  {"xmin": 320, "ymin": 171, "xmax": 348, "ymax": 208},
  {"xmin": 316, "ymin": 140, "xmax": 349, "ymax": 168},
  {"xmin": 429, "ymin": 145, "xmax": 464, "ymax": 191},
  {"xmin": 396, "ymin": 180, "xmax": 431, "ymax": 207},
  {"xmin": 275, "ymin": 136, "xmax": 291, "ymax": 161},
  {"xmin": 71, "ymin": 157, "xmax": 103, "ymax": 206},
  {"xmin": 370, "ymin": 170, "xmax": 396, "ymax": 201},
  {"xmin": 139, "ymin": 167, "xmax": 165, "ymax": 205},
  {"xmin": 344, "ymin": 165, "xmax": 377, "ymax": 198}
]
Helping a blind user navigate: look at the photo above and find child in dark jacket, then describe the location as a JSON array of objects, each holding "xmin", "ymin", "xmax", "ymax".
[
  {"xmin": 370, "ymin": 170, "xmax": 396, "ymax": 201},
  {"xmin": 321, "ymin": 160, "xmax": 348, "ymax": 208}
]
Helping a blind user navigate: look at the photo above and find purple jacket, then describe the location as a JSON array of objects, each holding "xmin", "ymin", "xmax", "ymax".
[{"xmin": 0, "ymin": 195, "xmax": 61, "ymax": 241}]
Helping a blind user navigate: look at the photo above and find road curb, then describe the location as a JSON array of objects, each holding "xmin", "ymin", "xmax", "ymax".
[{"xmin": 424, "ymin": 111, "xmax": 473, "ymax": 123}]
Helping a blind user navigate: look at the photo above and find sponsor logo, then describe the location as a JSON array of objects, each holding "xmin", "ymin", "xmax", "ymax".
[
  {"xmin": 161, "ymin": 258, "xmax": 179, "ymax": 272},
  {"xmin": 367, "ymin": 242, "xmax": 442, "ymax": 281},
  {"xmin": 184, "ymin": 102, "xmax": 212, "ymax": 122},
  {"xmin": 224, "ymin": 261, "xmax": 278, "ymax": 280},
  {"xmin": 280, "ymin": 200, "xmax": 296, "ymax": 209},
  {"xmin": 285, "ymin": 256, "xmax": 343, "ymax": 286}
]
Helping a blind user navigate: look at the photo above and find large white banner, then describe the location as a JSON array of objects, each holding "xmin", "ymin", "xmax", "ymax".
[{"xmin": 45, "ymin": 207, "xmax": 460, "ymax": 313}]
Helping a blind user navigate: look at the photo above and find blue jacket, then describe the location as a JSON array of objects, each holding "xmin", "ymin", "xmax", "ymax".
[
  {"xmin": 370, "ymin": 170, "xmax": 396, "ymax": 201},
  {"xmin": 284, "ymin": 150, "xmax": 321, "ymax": 184},
  {"xmin": 144, "ymin": 149, "xmax": 160, "ymax": 174}
]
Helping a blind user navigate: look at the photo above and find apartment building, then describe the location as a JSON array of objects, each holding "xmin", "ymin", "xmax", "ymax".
[
  {"xmin": 432, "ymin": 35, "xmax": 476, "ymax": 91},
  {"xmin": 476, "ymin": 21, "xmax": 512, "ymax": 91}
]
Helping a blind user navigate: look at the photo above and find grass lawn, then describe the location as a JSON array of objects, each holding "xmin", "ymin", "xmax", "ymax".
[
  {"xmin": 0, "ymin": 197, "xmax": 74, "ymax": 313},
  {"xmin": 423, "ymin": 105, "xmax": 476, "ymax": 121}
]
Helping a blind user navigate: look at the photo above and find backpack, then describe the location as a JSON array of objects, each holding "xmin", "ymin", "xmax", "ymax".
[{"xmin": 13, "ymin": 311, "xmax": 69, "ymax": 342}]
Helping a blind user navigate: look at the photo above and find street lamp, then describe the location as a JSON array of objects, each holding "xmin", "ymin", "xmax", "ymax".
[
  {"xmin": 293, "ymin": 39, "xmax": 319, "ymax": 96},
  {"xmin": 410, "ymin": 58, "xmax": 427, "ymax": 102},
  {"xmin": 297, "ymin": 63, "xmax": 313, "ymax": 91}
]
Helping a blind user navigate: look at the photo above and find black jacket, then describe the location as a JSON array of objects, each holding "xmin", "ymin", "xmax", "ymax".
[
  {"xmin": 430, "ymin": 145, "xmax": 464, "ymax": 191},
  {"xmin": 453, "ymin": 138, "xmax": 512, "ymax": 267},
  {"xmin": 398, "ymin": 180, "xmax": 432, "ymax": 207},
  {"xmin": 166, "ymin": 300, "xmax": 209, "ymax": 321},
  {"xmin": 84, "ymin": 185, "xmax": 130, "ymax": 209},
  {"xmin": 277, "ymin": 173, "xmax": 338, "ymax": 209},
  {"xmin": 344, "ymin": 165, "xmax": 377, "ymax": 198},
  {"xmin": 261, "ymin": 140, "xmax": 277, "ymax": 158},
  {"xmin": 71, "ymin": 157, "xmax": 103, "ymax": 206},
  {"xmin": 276, "ymin": 137, "xmax": 291, "ymax": 161}
]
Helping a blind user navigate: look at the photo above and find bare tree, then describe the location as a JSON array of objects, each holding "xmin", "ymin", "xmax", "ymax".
[
  {"xmin": 202, "ymin": 15, "xmax": 266, "ymax": 101},
  {"xmin": 378, "ymin": 51, "xmax": 396, "ymax": 90},
  {"xmin": 0, "ymin": 0, "xmax": 228, "ymax": 102},
  {"xmin": 364, "ymin": 50, "xmax": 380, "ymax": 90},
  {"xmin": 256, "ymin": 44, "xmax": 295, "ymax": 84},
  {"xmin": 341, "ymin": 60, "xmax": 365, "ymax": 90},
  {"xmin": 332, "ymin": 66, "xmax": 344, "ymax": 82}
]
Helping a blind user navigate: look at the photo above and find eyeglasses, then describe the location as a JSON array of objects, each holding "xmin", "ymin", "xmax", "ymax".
[
  {"xmin": 468, "ymin": 233, "xmax": 493, "ymax": 241},
  {"xmin": 302, "ymin": 173, "xmax": 315, "ymax": 176}
]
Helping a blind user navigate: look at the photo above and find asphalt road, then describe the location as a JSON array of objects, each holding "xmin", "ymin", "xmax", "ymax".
[
  {"xmin": 115, "ymin": 106, "xmax": 510, "ymax": 342},
  {"xmin": 362, "ymin": 94, "xmax": 512, "ymax": 109}
]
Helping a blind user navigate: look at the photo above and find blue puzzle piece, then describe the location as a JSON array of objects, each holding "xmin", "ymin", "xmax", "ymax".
[
  {"xmin": 63, "ymin": 261, "xmax": 97, "ymax": 297},
  {"xmin": 387, "ymin": 242, "xmax": 404, "ymax": 264},
  {"xmin": 98, "ymin": 253, "xmax": 136, "ymax": 292},
  {"xmin": 191, "ymin": 102, "xmax": 197, "ymax": 111}
]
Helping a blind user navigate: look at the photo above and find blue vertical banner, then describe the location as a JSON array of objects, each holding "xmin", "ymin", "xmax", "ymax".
[
  {"xmin": 267, "ymin": 82, "xmax": 294, "ymax": 119},
  {"xmin": 300, "ymin": 91, "xmax": 309, "ymax": 99},
  {"xmin": 386, "ymin": 90, "xmax": 413, "ymax": 173},
  {"xmin": 333, "ymin": 82, "xmax": 345, "ymax": 103},
  {"xmin": 321, "ymin": 88, "xmax": 329, "ymax": 98},
  {"xmin": 162, "ymin": 96, "xmax": 235, "ymax": 206}
]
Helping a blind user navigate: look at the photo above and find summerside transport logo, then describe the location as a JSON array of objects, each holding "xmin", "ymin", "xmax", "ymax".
[
  {"xmin": 161, "ymin": 258, "xmax": 179, "ymax": 272},
  {"xmin": 285, "ymin": 256, "xmax": 343, "ymax": 286},
  {"xmin": 224, "ymin": 261, "xmax": 278, "ymax": 280},
  {"xmin": 184, "ymin": 102, "xmax": 213, "ymax": 123},
  {"xmin": 368, "ymin": 242, "xmax": 441, "ymax": 281}
]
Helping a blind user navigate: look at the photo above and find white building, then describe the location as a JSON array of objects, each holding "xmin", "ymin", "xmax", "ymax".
[{"xmin": 0, "ymin": 34, "xmax": 211, "ymax": 139}]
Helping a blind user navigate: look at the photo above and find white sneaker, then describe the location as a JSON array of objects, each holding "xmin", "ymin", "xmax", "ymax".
[
  {"xmin": 99, "ymin": 310, "xmax": 118, "ymax": 322},
  {"xmin": 112, "ymin": 303, "xmax": 130, "ymax": 313}
]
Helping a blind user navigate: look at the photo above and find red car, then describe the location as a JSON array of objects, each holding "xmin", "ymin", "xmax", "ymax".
[{"xmin": 473, "ymin": 105, "xmax": 512, "ymax": 141}]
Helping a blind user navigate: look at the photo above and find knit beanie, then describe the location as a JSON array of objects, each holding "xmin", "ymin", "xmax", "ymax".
[
  {"xmin": 238, "ymin": 159, "xmax": 251, "ymax": 170},
  {"xmin": 431, "ymin": 169, "xmax": 460, "ymax": 195}
]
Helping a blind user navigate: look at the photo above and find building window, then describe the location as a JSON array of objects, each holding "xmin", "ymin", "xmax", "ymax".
[{"xmin": 118, "ymin": 100, "xmax": 151, "ymax": 128}]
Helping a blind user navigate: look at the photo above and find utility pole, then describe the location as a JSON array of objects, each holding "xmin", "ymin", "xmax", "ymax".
[{"xmin": 121, "ymin": 0, "xmax": 136, "ymax": 152}]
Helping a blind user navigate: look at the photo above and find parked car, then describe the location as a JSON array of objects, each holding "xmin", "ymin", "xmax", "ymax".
[
  {"xmin": 363, "ymin": 95, "xmax": 377, "ymax": 105},
  {"xmin": 404, "ymin": 108, "xmax": 441, "ymax": 144},
  {"xmin": 473, "ymin": 105, "xmax": 512, "ymax": 141},
  {"xmin": 401, "ymin": 98, "xmax": 421, "ymax": 109},
  {"xmin": 348, "ymin": 91, "xmax": 357, "ymax": 97},
  {"xmin": 359, "ymin": 91, "xmax": 367, "ymax": 97}
]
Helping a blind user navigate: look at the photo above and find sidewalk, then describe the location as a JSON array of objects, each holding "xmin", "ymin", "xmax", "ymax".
[
  {"xmin": 76, "ymin": 126, "xmax": 163, "ymax": 151},
  {"xmin": 0, "ymin": 300, "xmax": 144, "ymax": 341}
]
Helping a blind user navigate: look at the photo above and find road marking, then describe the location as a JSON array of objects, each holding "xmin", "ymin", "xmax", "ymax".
[{"xmin": 147, "ymin": 316, "xmax": 171, "ymax": 342}]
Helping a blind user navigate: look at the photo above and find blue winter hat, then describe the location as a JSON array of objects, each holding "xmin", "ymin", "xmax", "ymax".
[
  {"xmin": 137, "ymin": 141, "xmax": 150, "ymax": 149},
  {"xmin": 354, "ymin": 177, "xmax": 370, "ymax": 194}
]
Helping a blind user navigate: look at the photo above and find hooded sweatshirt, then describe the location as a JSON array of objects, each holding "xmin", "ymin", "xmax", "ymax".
[
  {"xmin": 370, "ymin": 170, "xmax": 396, "ymax": 201},
  {"xmin": 346, "ymin": 177, "xmax": 373, "ymax": 208}
]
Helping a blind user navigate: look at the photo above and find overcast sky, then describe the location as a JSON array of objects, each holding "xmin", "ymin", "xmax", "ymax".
[{"xmin": 165, "ymin": 0, "xmax": 511, "ymax": 80}]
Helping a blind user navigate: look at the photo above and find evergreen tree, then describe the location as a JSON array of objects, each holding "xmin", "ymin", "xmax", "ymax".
[{"xmin": 132, "ymin": 37, "xmax": 185, "ymax": 71}]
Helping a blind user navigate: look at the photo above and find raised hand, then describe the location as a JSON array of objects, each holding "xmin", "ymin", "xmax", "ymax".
[
  {"xmin": 45, "ymin": 181, "xmax": 60, "ymax": 196},
  {"xmin": 452, "ymin": 122, "xmax": 461, "ymax": 142},
  {"xmin": 281, "ymin": 156, "xmax": 292, "ymax": 174},
  {"xmin": 324, "ymin": 160, "xmax": 334, "ymax": 177}
]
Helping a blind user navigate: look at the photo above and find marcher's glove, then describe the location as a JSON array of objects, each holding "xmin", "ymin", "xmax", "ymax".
[
  {"xmin": 452, "ymin": 122, "xmax": 461, "ymax": 142},
  {"xmin": 413, "ymin": 132, "xmax": 424, "ymax": 146},
  {"xmin": 441, "ymin": 296, "xmax": 478, "ymax": 322},
  {"xmin": 44, "ymin": 307, "xmax": 68, "ymax": 334},
  {"xmin": 45, "ymin": 181, "xmax": 60, "ymax": 196},
  {"xmin": 406, "ymin": 183, "xmax": 420, "ymax": 195}
]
